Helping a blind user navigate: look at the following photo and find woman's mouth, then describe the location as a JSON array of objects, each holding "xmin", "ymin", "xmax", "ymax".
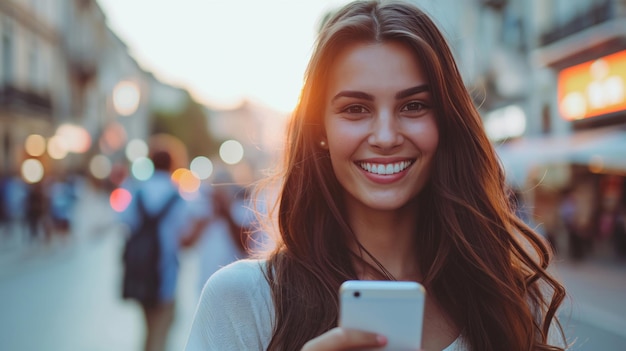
[{"xmin": 357, "ymin": 160, "xmax": 414, "ymax": 175}]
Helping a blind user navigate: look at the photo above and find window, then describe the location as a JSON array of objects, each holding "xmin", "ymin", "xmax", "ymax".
[{"xmin": 1, "ymin": 21, "xmax": 13, "ymax": 85}]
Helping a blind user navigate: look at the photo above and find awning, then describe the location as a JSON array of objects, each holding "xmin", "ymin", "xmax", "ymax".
[
  {"xmin": 568, "ymin": 127, "xmax": 626, "ymax": 172},
  {"xmin": 495, "ymin": 125, "xmax": 626, "ymax": 187}
]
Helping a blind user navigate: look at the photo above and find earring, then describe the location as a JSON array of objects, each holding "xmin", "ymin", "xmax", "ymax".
[{"xmin": 319, "ymin": 140, "xmax": 327, "ymax": 148}]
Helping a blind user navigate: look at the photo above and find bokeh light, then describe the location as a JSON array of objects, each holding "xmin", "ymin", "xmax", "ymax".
[
  {"xmin": 47, "ymin": 136, "xmax": 69, "ymax": 160},
  {"xmin": 100, "ymin": 121, "xmax": 127, "ymax": 154},
  {"xmin": 178, "ymin": 168, "xmax": 201, "ymax": 194},
  {"xmin": 171, "ymin": 168, "xmax": 187, "ymax": 185},
  {"xmin": 113, "ymin": 80, "xmax": 141, "ymax": 116},
  {"xmin": 24, "ymin": 134, "xmax": 46, "ymax": 157},
  {"xmin": 190, "ymin": 156, "xmax": 213, "ymax": 180},
  {"xmin": 21, "ymin": 159, "xmax": 44, "ymax": 183},
  {"xmin": 131, "ymin": 157, "xmax": 154, "ymax": 181},
  {"xmin": 55, "ymin": 124, "xmax": 92, "ymax": 153},
  {"xmin": 89, "ymin": 154, "xmax": 112, "ymax": 180},
  {"xmin": 125, "ymin": 138, "xmax": 149, "ymax": 162},
  {"xmin": 110, "ymin": 188, "xmax": 132, "ymax": 212},
  {"xmin": 219, "ymin": 139, "xmax": 244, "ymax": 165}
]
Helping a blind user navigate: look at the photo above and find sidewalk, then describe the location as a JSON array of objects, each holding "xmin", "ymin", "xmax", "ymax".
[
  {"xmin": 0, "ymin": 182, "xmax": 117, "ymax": 279},
  {"xmin": 0, "ymin": 183, "xmax": 198, "ymax": 351},
  {"xmin": 553, "ymin": 258, "xmax": 626, "ymax": 339}
]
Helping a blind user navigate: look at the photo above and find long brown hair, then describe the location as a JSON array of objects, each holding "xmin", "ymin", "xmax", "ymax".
[{"xmin": 262, "ymin": 1, "xmax": 567, "ymax": 350}]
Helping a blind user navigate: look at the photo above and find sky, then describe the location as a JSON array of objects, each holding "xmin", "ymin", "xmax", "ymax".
[{"xmin": 96, "ymin": 0, "xmax": 353, "ymax": 113}]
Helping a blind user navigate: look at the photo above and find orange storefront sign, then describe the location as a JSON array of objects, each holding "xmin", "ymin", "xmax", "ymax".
[{"xmin": 557, "ymin": 50, "xmax": 626, "ymax": 120}]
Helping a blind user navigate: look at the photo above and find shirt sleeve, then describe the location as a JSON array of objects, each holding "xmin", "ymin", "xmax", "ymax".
[{"xmin": 184, "ymin": 260, "xmax": 274, "ymax": 351}]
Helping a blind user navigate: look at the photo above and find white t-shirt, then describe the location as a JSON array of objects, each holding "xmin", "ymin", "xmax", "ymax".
[
  {"xmin": 184, "ymin": 259, "xmax": 565, "ymax": 350},
  {"xmin": 184, "ymin": 259, "xmax": 466, "ymax": 350},
  {"xmin": 185, "ymin": 259, "xmax": 274, "ymax": 350}
]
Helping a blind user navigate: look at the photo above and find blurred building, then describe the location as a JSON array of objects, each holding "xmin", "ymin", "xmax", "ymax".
[
  {"xmin": 525, "ymin": 0, "xmax": 626, "ymax": 258},
  {"xmin": 411, "ymin": 0, "xmax": 624, "ymax": 177},
  {"xmin": 405, "ymin": 0, "xmax": 626, "ymax": 256},
  {"xmin": 0, "ymin": 0, "xmax": 60, "ymax": 173},
  {"xmin": 529, "ymin": 0, "xmax": 626, "ymax": 173},
  {"xmin": 0, "ymin": 0, "xmax": 190, "ymax": 185},
  {"xmin": 445, "ymin": 0, "xmax": 626, "ymax": 257}
]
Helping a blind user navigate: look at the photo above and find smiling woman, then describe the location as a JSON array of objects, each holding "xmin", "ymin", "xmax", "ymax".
[{"xmin": 184, "ymin": 1, "xmax": 569, "ymax": 351}]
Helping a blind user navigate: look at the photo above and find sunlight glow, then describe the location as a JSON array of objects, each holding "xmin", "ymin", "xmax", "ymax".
[{"xmin": 95, "ymin": 0, "xmax": 352, "ymax": 113}]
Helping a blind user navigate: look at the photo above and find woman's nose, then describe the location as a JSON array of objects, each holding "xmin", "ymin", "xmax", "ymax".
[{"xmin": 368, "ymin": 111, "xmax": 403, "ymax": 150}]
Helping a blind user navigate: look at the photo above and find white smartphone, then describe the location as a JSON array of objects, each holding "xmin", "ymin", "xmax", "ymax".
[{"xmin": 339, "ymin": 280, "xmax": 426, "ymax": 351}]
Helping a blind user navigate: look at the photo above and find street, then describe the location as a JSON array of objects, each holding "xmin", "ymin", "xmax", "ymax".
[
  {"xmin": 0, "ymin": 185, "xmax": 625, "ymax": 351},
  {"xmin": 0, "ymin": 184, "xmax": 200, "ymax": 351},
  {"xmin": 554, "ymin": 260, "xmax": 626, "ymax": 350}
]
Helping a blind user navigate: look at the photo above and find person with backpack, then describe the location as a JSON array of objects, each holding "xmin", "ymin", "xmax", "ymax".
[{"xmin": 119, "ymin": 149, "xmax": 189, "ymax": 351}]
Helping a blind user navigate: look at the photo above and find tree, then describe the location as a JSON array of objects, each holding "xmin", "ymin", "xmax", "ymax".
[{"xmin": 151, "ymin": 95, "xmax": 218, "ymax": 160}]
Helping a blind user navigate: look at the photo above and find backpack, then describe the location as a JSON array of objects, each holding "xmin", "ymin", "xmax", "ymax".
[{"xmin": 122, "ymin": 191, "xmax": 178, "ymax": 307}]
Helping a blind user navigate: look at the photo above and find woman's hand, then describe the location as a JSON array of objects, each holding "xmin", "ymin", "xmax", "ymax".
[{"xmin": 301, "ymin": 327, "xmax": 387, "ymax": 350}]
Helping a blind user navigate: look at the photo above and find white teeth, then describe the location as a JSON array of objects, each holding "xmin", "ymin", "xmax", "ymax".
[{"xmin": 358, "ymin": 161, "xmax": 413, "ymax": 175}]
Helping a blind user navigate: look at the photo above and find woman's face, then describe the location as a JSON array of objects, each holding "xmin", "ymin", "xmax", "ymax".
[{"xmin": 324, "ymin": 41, "xmax": 439, "ymax": 212}]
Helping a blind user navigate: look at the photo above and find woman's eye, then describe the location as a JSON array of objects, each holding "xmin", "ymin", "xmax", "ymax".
[
  {"xmin": 343, "ymin": 105, "xmax": 368, "ymax": 114},
  {"xmin": 401, "ymin": 101, "xmax": 426, "ymax": 112}
]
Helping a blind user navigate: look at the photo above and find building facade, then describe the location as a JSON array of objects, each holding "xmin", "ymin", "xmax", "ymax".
[
  {"xmin": 0, "ymin": 0, "xmax": 182, "ymax": 183},
  {"xmin": 0, "ymin": 0, "xmax": 62, "ymax": 173},
  {"xmin": 472, "ymin": 0, "xmax": 626, "ymax": 258},
  {"xmin": 410, "ymin": 0, "xmax": 626, "ymax": 258}
]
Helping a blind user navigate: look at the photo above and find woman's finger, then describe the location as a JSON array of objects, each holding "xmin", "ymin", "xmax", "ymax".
[{"xmin": 301, "ymin": 327, "xmax": 387, "ymax": 350}]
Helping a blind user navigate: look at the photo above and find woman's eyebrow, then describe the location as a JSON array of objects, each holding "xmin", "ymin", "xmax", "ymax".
[
  {"xmin": 395, "ymin": 84, "xmax": 429, "ymax": 99},
  {"xmin": 331, "ymin": 84, "xmax": 429, "ymax": 103},
  {"xmin": 331, "ymin": 91, "xmax": 374, "ymax": 102}
]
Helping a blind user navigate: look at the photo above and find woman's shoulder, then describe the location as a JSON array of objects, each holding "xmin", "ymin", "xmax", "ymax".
[
  {"xmin": 186, "ymin": 259, "xmax": 274, "ymax": 350},
  {"xmin": 206, "ymin": 258, "xmax": 267, "ymax": 283},
  {"xmin": 202, "ymin": 259, "xmax": 271, "ymax": 303}
]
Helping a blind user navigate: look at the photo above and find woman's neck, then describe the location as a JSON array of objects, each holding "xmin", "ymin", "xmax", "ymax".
[{"xmin": 347, "ymin": 201, "xmax": 421, "ymax": 281}]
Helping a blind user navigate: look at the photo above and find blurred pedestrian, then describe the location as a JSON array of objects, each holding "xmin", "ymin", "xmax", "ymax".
[
  {"xmin": 0, "ymin": 173, "xmax": 9, "ymax": 238},
  {"xmin": 615, "ymin": 205, "xmax": 626, "ymax": 259},
  {"xmin": 181, "ymin": 170, "xmax": 257, "ymax": 293},
  {"xmin": 119, "ymin": 149, "xmax": 189, "ymax": 351},
  {"xmin": 612, "ymin": 180, "xmax": 626, "ymax": 258},
  {"xmin": 559, "ymin": 188, "xmax": 593, "ymax": 261},
  {"xmin": 0, "ymin": 172, "xmax": 28, "ymax": 241},
  {"xmin": 185, "ymin": 1, "xmax": 567, "ymax": 350},
  {"xmin": 25, "ymin": 181, "xmax": 50, "ymax": 242},
  {"xmin": 48, "ymin": 173, "xmax": 77, "ymax": 239}
]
